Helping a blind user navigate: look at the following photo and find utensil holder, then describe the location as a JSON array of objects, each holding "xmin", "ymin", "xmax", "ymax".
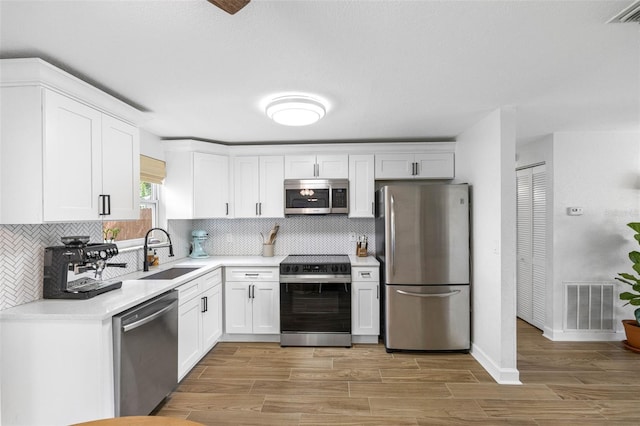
[
  {"xmin": 356, "ymin": 245, "xmax": 368, "ymax": 257},
  {"xmin": 262, "ymin": 243, "xmax": 274, "ymax": 257}
]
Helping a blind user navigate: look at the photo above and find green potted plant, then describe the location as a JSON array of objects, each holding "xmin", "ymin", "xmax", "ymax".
[{"xmin": 615, "ymin": 222, "xmax": 640, "ymax": 350}]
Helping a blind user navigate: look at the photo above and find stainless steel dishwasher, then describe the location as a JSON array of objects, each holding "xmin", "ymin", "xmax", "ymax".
[{"xmin": 113, "ymin": 290, "xmax": 178, "ymax": 416}]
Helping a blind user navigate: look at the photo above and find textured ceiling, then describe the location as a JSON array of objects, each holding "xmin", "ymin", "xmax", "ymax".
[{"xmin": 0, "ymin": 0, "xmax": 638, "ymax": 144}]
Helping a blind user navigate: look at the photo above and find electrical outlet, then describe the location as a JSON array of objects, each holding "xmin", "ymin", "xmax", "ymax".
[
  {"xmin": 349, "ymin": 232, "xmax": 356, "ymax": 242},
  {"xmin": 225, "ymin": 233, "xmax": 233, "ymax": 243}
]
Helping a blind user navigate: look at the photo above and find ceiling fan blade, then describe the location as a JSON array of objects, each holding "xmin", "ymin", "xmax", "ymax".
[{"xmin": 207, "ymin": 0, "xmax": 250, "ymax": 15}]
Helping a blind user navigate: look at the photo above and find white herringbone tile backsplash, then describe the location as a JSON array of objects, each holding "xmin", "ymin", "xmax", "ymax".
[
  {"xmin": 0, "ymin": 217, "xmax": 373, "ymax": 310},
  {"xmin": 193, "ymin": 216, "xmax": 374, "ymax": 257},
  {"xmin": 0, "ymin": 223, "xmax": 103, "ymax": 310}
]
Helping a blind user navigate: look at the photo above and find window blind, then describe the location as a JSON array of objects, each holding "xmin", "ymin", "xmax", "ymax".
[{"xmin": 140, "ymin": 155, "xmax": 166, "ymax": 184}]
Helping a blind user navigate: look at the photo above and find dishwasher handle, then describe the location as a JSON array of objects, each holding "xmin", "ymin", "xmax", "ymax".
[{"xmin": 122, "ymin": 301, "xmax": 175, "ymax": 333}]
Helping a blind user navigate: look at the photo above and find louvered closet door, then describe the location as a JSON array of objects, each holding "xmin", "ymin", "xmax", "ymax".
[{"xmin": 516, "ymin": 165, "xmax": 546, "ymax": 330}]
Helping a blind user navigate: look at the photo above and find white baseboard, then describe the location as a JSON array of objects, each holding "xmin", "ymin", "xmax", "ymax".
[
  {"xmin": 470, "ymin": 343, "xmax": 521, "ymax": 385},
  {"xmin": 543, "ymin": 328, "xmax": 624, "ymax": 342}
]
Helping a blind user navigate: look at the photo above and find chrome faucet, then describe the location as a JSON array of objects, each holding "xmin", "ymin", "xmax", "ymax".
[{"xmin": 143, "ymin": 227, "xmax": 174, "ymax": 272}]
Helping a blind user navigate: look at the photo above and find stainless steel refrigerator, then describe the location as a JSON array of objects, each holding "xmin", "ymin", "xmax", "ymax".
[{"xmin": 375, "ymin": 183, "xmax": 470, "ymax": 352}]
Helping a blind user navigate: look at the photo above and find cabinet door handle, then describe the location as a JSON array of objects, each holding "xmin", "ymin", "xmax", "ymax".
[
  {"xmin": 248, "ymin": 285, "xmax": 252, "ymax": 299},
  {"xmin": 414, "ymin": 162, "xmax": 419, "ymax": 176},
  {"xmin": 226, "ymin": 202, "xmax": 229, "ymax": 215},
  {"xmin": 314, "ymin": 163, "xmax": 319, "ymax": 177},
  {"xmin": 245, "ymin": 273, "xmax": 259, "ymax": 277},
  {"xmin": 361, "ymin": 272, "xmax": 371, "ymax": 278},
  {"xmin": 377, "ymin": 285, "xmax": 379, "ymax": 300},
  {"xmin": 250, "ymin": 284, "xmax": 255, "ymax": 299},
  {"xmin": 201, "ymin": 296, "xmax": 207, "ymax": 313},
  {"xmin": 259, "ymin": 202, "xmax": 262, "ymax": 216},
  {"xmin": 256, "ymin": 203, "xmax": 259, "ymax": 216},
  {"xmin": 371, "ymin": 202, "xmax": 375, "ymax": 216},
  {"xmin": 99, "ymin": 194, "xmax": 111, "ymax": 216}
]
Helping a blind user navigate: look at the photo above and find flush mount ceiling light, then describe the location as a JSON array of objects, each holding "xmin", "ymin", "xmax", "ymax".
[{"xmin": 265, "ymin": 95, "xmax": 327, "ymax": 126}]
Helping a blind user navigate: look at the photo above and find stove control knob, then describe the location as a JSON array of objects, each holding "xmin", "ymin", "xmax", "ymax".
[
  {"xmin": 331, "ymin": 265, "xmax": 338, "ymax": 272},
  {"xmin": 292, "ymin": 265, "xmax": 299, "ymax": 273},
  {"xmin": 340, "ymin": 264, "xmax": 348, "ymax": 273}
]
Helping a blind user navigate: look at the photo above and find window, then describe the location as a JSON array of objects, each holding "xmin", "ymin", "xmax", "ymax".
[{"xmin": 102, "ymin": 181, "xmax": 159, "ymax": 245}]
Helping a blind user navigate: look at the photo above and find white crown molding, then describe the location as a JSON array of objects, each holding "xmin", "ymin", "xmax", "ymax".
[
  {"xmin": 162, "ymin": 139, "xmax": 456, "ymax": 157},
  {"xmin": 0, "ymin": 58, "xmax": 145, "ymax": 125}
]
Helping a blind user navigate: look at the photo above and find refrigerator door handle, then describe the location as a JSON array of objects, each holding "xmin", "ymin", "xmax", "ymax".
[
  {"xmin": 396, "ymin": 289, "xmax": 462, "ymax": 298},
  {"xmin": 390, "ymin": 195, "xmax": 396, "ymax": 277}
]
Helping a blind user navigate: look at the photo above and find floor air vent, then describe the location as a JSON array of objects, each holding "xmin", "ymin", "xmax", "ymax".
[
  {"xmin": 608, "ymin": 0, "xmax": 640, "ymax": 23},
  {"xmin": 565, "ymin": 282, "xmax": 615, "ymax": 331}
]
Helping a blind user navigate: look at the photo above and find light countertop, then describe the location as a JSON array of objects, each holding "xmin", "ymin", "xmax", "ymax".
[
  {"xmin": 0, "ymin": 256, "xmax": 285, "ymax": 322},
  {"xmin": 348, "ymin": 254, "xmax": 380, "ymax": 267},
  {"xmin": 0, "ymin": 255, "xmax": 378, "ymax": 322}
]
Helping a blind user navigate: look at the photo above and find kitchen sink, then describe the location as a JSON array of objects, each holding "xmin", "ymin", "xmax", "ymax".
[{"xmin": 140, "ymin": 267, "xmax": 200, "ymax": 280}]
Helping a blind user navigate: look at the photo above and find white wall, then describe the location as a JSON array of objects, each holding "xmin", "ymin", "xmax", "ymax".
[
  {"xmin": 456, "ymin": 108, "xmax": 519, "ymax": 384},
  {"xmin": 555, "ymin": 132, "xmax": 639, "ymax": 338},
  {"xmin": 517, "ymin": 131, "xmax": 640, "ymax": 340},
  {"xmin": 140, "ymin": 129, "xmax": 164, "ymax": 160}
]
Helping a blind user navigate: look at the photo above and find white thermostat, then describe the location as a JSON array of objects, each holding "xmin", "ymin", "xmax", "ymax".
[{"xmin": 567, "ymin": 207, "xmax": 584, "ymax": 216}]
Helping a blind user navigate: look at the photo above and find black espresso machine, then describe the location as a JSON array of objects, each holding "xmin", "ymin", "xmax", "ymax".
[{"xmin": 43, "ymin": 236, "xmax": 126, "ymax": 299}]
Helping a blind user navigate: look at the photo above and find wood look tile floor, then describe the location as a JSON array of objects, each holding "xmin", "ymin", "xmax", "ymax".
[{"xmin": 155, "ymin": 320, "xmax": 640, "ymax": 425}]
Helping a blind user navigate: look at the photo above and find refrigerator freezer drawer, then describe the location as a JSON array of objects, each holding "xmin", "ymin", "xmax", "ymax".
[{"xmin": 384, "ymin": 284, "xmax": 470, "ymax": 351}]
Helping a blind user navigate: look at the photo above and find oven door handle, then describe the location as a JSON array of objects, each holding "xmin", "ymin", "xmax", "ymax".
[{"xmin": 280, "ymin": 276, "xmax": 351, "ymax": 284}]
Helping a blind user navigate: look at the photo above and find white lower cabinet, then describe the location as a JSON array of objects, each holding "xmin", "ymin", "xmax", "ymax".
[
  {"xmin": 351, "ymin": 267, "xmax": 380, "ymax": 338},
  {"xmin": 177, "ymin": 268, "xmax": 222, "ymax": 380},
  {"xmin": 224, "ymin": 267, "xmax": 280, "ymax": 335}
]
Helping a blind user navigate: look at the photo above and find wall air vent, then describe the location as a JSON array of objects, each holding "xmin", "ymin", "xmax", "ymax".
[{"xmin": 608, "ymin": 0, "xmax": 640, "ymax": 23}]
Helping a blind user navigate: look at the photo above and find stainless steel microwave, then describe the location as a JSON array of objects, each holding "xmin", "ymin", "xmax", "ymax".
[{"xmin": 284, "ymin": 179, "xmax": 349, "ymax": 215}]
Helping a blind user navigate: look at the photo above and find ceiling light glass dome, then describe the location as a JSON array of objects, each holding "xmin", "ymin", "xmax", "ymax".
[{"xmin": 265, "ymin": 95, "xmax": 326, "ymax": 126}]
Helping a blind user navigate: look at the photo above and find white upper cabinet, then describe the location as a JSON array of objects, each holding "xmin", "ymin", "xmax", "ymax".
[
  {"xmin": 100, "ymin": 114, "xmax": 140, "ymax": 220},
  {"xmin": 0, "ymin": 84, "xmax": 140, "ymax": 223},
  {"xmin": 42, "ymin": 90, "xmax": 103, "ymax": 222},
  {"xmin": 348, "ymin": 154, "xmax": 375, "ymax": 218},
  {"xmin": 194, "ymin": 153, "xmax": 229, "ymax": 218},
  {"xmin": 284, "ymin": 154, "xmax": 348, "ymax": 179},
  {"xmin": 0, "ymin": 59, "xmax": 142, "ymax": 224},
  {"xmin": 375, "ymin": 152, "xmax": 454, "ymax": 179},
  {"xmin": 165, "ymin": 151, "xmax": 230, "ymax": 219},
  {"xmin": 233, "ymin": 156, "xmax": 284, "ymax": 218}
]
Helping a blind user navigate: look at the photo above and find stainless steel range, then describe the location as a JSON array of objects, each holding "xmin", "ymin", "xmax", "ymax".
[{"xmin": 279, "ymin": 255, "xmax": 352, "ymax": 347}]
